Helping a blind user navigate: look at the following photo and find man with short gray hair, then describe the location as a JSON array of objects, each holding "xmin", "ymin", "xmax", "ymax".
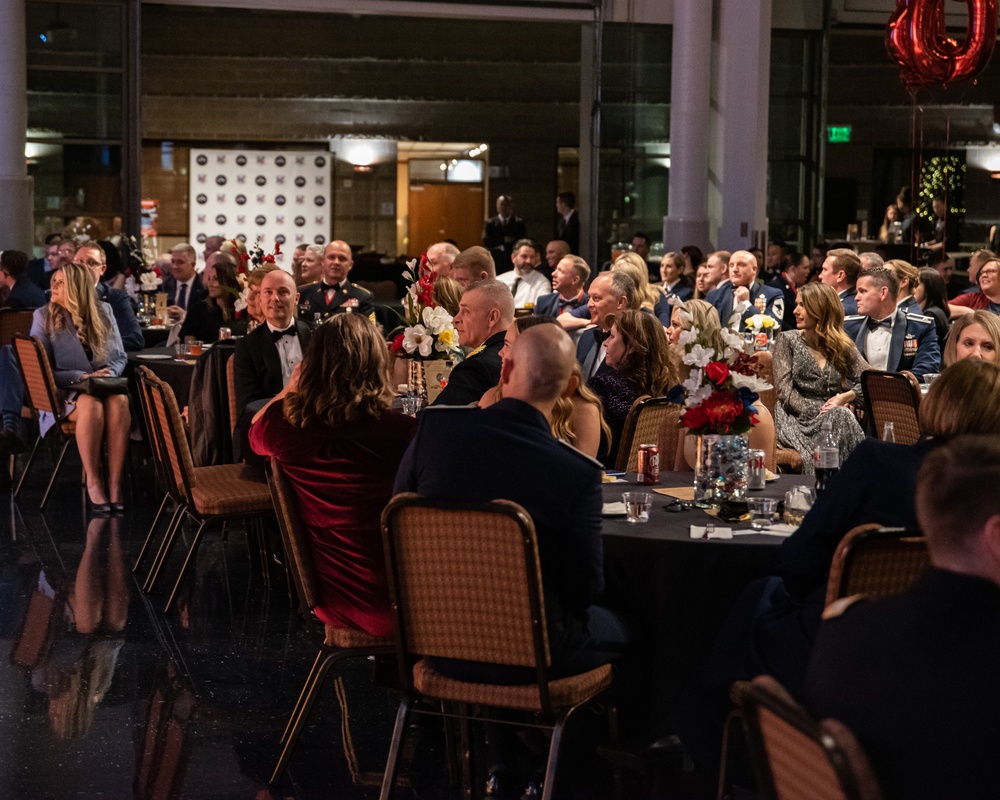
[
  {"xmin": 576, "ymin": 271, "xmax": 639, "ymax": 379},
  {"xmin": 431, "ymin": 279, "xmax": 514, "ymax": 406},
  {"xmin": 164, "ymin": 243, "xmax": 205, "ymax": 322},
  {"xmin": 426, "ymin": 241, "xmax": 460, "ymax": 278}
]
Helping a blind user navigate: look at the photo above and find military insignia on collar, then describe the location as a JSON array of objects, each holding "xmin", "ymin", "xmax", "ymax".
[{"xmin": 467, "ymin": 343, "xmax": 486, "ymax": 357}]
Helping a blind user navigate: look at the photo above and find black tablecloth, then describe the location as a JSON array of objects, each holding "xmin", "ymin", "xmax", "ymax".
[
  {"xmin": 127, "ymin": 348, "xmax": 196, "ymax": 406},
  {"xmin": 601, "ymin": 471, "xmax": 812, "ymax": 732},
  {"xmin": 140, "ymin": 325, "xmax": 170, "ymax": 348}
]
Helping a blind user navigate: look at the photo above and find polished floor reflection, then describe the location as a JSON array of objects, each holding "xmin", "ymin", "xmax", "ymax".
[{"xmin": 1, "ymin": 453, "xmax": 639, "ymax": 800}]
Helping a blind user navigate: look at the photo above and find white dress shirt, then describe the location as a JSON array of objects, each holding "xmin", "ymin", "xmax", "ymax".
[
  {"xmin": 267, "ymin": 322, "xmax": 304, "ymax": 385},
  {"xmin": 865, "ymin": 318, "xmax": 894, "ymax": 371},
  {"xmin": 497, "ymin": 268, "xmax": 552, "ymax": 308}
]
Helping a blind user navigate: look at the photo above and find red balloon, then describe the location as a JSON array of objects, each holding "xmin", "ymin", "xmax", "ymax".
[{"xmin": 886, "ymin": 0, "xmax": 998, "ymax": 88}]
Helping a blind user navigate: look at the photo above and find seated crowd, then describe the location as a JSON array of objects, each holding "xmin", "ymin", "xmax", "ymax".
[{"xmin": 5, "ymin": 217, "xmax": 999, "ymax": 798}]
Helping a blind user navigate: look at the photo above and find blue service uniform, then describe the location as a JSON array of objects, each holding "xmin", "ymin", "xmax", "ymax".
[
  {"xmin": 844, "ymin": 308, "xmax": 941, "ymax": 381},
  {"xmin": 705, "ymin": 280, "xmax": 784, "ymax": 331}
]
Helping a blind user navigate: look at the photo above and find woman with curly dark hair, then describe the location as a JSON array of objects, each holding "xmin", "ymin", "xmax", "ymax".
[
  {"xmin": 588, "ymin": 308, "xmax": 678, "ymax": 468},
  {"xmin": 249, "ymin": 314, "xmax": 416, "ymax": 636}
]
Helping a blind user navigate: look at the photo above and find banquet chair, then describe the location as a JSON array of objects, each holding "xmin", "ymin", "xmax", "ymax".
[
  {"xmin": 265, "ymin": 458, "xmax": 394, "ymax": 787},
  {"xmin": 860, "ymin": 370, "xmax": 921, "ymax": 444},
  {"xmin": 225, "ymin": 354, "xmax": 239, "ymax": 435},
  {"xmin": 749, "ymin": 351, "xmax": 802, "ymax": 473},
  {"xmin": 138, "ymin": 368, "xmax": 274, "ymax": 613},
  {"xmin": 0, "ymin": 308, "xmax": 33, "ymax": 346},
  {"xmin": 379, "ymin": 494, "xmax": 618, "ymax": 800},
  {"xmin": 11, "ymin": 334, "xmax": 79, "ymax": 508},
  {"xmin": 824, "ymin": 524, "xmax": 929, "ymax": 609},
  {"xmin": 616, "ymin": 395, "xmax": 682, "ymax": 472},
  {"xmin": 132, "ymin": 366, "xmax": 189, "ymax": 585},
  {"xmin": 738, "ymin": 674, "xmax": 884, "ymax": 800}
]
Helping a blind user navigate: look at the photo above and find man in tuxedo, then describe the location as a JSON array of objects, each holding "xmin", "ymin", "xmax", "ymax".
[
  {"xmin": 161, "ymin": 243, "xmax": 206, "ymax": 324},
  {"xmin": 450, "ymin": 246, "xmax": 496, "ymax": 290},
  {"xmin": 1, "ymin": 250, "xmax": 47, "ymax": 310},
  {"xmin": 431, "ymin": 279, "xmax": 513, "ymax": 406},
  {"xmin": 806, "ymin": 436, "xmax": 1000, "ymax": 800},
  {"xmin": 767, "ymin": 254, "xmax": 810, "ymax": 330},
  {"xmin": 819, "ymin": 248, "xmax": 862, "ymax": 316},
  {"xmin": 297, "ymin": 240, "xmax": 375, "ymax": 323},
  {"xmin": 705, "ymin": 250, "xmax": 783, "ymax": 331},
  {"xmin": 26, "ymin": 233, "xmax": 62, "ymax": 291},
  {"xmin": 535, "ymin": 255, "xmax": 589, "ymax": 318},
  {"xmin": 844, "ymin": 266, "xmax": 940, "ymax": 381},
  {"xmin": 234, "ymin": 270, "xmax": 312, "ymax": 463},
  {"xmin": 482, "ymin": 195, "xmax": 527, "ymax": 275},
  {"xmin": 576, "ymin": 271, "xmax": 639, "ymax": 380},
  {"xmin": 497, "ymin": 240, "xmax": 552, "ymax": 309},
  {"xmin": 555, "ymin": 191, "xmax": 580, "ymax": 254}
]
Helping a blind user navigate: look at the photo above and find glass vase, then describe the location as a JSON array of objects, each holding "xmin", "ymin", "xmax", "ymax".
[
  {"xmin": 407, "ymin": 359, "xmax": 428, "ymax": 407},
  {"xmin": 694, "ymin": 433, "xmax": 749, "ymax": 507}
]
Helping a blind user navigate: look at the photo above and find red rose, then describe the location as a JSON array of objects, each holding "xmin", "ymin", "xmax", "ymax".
[
  {"xmin": 705, "ymin": 361, "xmax": 730, "ymax": 386},
  {"xmin": 273, "ymin": 241, "xmax": 282, "ymax": 255},
  {"xmin": 390, "ymin": 333, "xmax": 404, "ymax": 353}
]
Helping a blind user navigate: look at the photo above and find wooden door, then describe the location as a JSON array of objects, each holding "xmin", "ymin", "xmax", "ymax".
[{"xmin": 408, "ymin": 183, "xmax": 484, "ymax": 254}]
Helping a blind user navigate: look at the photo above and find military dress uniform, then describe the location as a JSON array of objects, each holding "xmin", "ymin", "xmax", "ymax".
[
  {"xmin": 705, "ymin": 280, "xmax": 784, "ymax": 331},
  {"xmin": 298, "ymin": 280, "xmax": 376, "ymax": 324},
  {"xmin": 430, "ymin": 330, "xmax": 505, "ymax": 406},
  {"xmin": 843, "ymin": 308, "xmax": 940, "ymax": 381}
]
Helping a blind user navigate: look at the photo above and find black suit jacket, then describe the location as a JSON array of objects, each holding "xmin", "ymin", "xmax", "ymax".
[
  {"xmin": 3, "ymin": 277, "xmax": 47, "ymax": 310},
  {"xmin": 161, "ymin": 274, "xmax": 207, "ymax": 311},
  {"xmin": 431, "ymin": 330, "xmax": 504, "ymax": 406},
  {"xmin": 394, "ymin": 398, "xmax": 604, "ymax": 643},
  {"xmin": 26, "ymin": 258, "xmax": 54, "ymax": 291},
  {"xmin": 555, "ymin": 210, "xmax": 580, "ymax": 254},
  {"xmin": 483, "ymin": 214, "xmax": 527, "ymax": 273},
  {"xmin": 233, "ymin": 319, "xmax": 312, "ymax": 421},
  {"xmin": 807, "ymin": 568, "xmax": 1000, "ymax": 800},
  {"xmin": 96, "ymin": 283, "xmax": 144, "ymax": 353},
  {"xmin": 298, "ymin": 281, "xmax": 375, "ymax": 322},
  {"xmin": 535, "ymin": 290, "xmax": 588, "ymax": 318}
]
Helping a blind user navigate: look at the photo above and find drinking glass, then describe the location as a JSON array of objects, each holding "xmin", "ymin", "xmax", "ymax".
[
  {"xmin": 622, "ymin": 492, "xmax": 652, "ymax": 523},
  {"xmin": 747, "ymin": 497, "xmax": 778, "ymax": 530}
]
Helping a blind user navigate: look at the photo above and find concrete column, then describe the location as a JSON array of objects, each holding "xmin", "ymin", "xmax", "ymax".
[
  {"xmin": 0, "ymin": 0, "xmax": 33, "ymax": 252},
  {"xmin": 578, "ymin": 17, "xmax": 601, "ymax": 267},
  {"xmin": 711, "ymin": 0, "xmax": 773, "ymax": 252},
  {"xmin": 663, "ymin": 0, "xmax": 713, "ymax": 254}
]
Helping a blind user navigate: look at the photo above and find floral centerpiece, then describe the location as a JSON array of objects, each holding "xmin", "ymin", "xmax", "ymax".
[
  {"xmin": 233, "ymin": 237, "xmax": 281, "ymax": 315},
  {"xmin": 746, "ymin": 313, "xmax": 778, "ymax": 351},
  {"xmin": 388, "ymin": 254, "xmax": 463, "ymax": 403},
  {"xmin": 123, "ymin": 235, "xmax": 162, "ymax": 318},
  {"xmin": 666, "ymin": 306, "xmax": 772, "ymax": 504}
]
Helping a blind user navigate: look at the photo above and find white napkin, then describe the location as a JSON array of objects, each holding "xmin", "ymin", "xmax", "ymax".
[
  {"xmin": 602, "ymin": 502, "xmax": 627, "ymax": 516},
  {"xmin": 758, "ymin": 523, "xmax": 797, "ymax": 537},
  {"xmin": 690, "ymin": 525, "xmax": 733, "ymax": 540}
]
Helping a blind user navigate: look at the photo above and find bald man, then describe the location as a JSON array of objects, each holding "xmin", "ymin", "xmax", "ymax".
[
  {"xmin": 426, "ymin": 241, "xmax": 460, "ymax": 277},
  {"xmin": 705, "ymin": 249, "xmax": 784, "ymax": 331},
  {"xmin": 297, "ymin": 240, "xmax": 375, "ymax": 322},
  {"xmin": 395, "ymin": 324, "xmax": 628, "ymax": 680}
]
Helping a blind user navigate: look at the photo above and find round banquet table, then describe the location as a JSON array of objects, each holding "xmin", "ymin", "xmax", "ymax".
[
  {"xmin": 140, "ymin": 324, "xmax": 170, "ymax": 348},
  {"xmin": 601, "ymin": 470, "xmax": 813, "ymax": 734},
  {"xmin": 127, "ymin": 347, "xmax": 197, "ymax": 406}
]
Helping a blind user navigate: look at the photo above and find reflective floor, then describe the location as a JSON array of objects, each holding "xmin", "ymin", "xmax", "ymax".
[{"xmin": 0, "ymin": 449, "xmax": 652, "ymax": 800}]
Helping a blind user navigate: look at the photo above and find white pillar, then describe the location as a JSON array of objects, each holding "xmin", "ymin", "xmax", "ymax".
[
  {"xmin": 663, "ymin": 0, "xmax": 713, "ymax": 254},
  {"xmin": 578, "ymin": 18, "xmax": 601, "ymax": 267},
  {"xmin": 0, "ymin": 0, "xmax": 33, "ymax": 252},
  {"xmin": 712, "ymin": 0, "xmax": 772, "ymax": 252}
]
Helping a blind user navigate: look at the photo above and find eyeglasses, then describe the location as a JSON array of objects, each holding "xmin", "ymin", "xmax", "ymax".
[
  {"xmin": 980, "ymin": 268, "xmax": 998, "ymax": 277},
  {"xmin": 73, "ymin": 258, "xmax": 104, "ymax": 269}
]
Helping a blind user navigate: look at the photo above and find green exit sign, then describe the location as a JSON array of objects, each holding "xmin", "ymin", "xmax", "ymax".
[{"xmin": 828, "ymin": 125, "xmax": 852, "ymax": 143}]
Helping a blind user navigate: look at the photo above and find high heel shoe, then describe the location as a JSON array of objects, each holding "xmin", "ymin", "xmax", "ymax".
[
  {"xmin": 87, "ymin": 498, "xmax": 111, "ymax": 515},
  {"xmin": 110, "ymin": 501, "xmax": 126, "ymax": 513}
]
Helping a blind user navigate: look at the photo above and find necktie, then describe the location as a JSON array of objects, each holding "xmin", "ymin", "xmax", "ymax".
[
  {"xmin": 272, "ymin": 326, "xmax": 298, "ymax": 343},
  {"xmin": 511, "ymin": 278, "xmax": 522, "ymax": 299},
  {"xmin": 866, "ymin": 317, "xmax": 892, "ymax": 332},
  {"xmin": 177, "ymin": 283, "xmax": 187, "ymax": 309}
]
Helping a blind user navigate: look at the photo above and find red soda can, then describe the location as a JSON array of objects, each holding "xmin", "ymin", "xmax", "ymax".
[{"xmin": 637, "ymin": 443, "xmax": 660, "ymax": 485}]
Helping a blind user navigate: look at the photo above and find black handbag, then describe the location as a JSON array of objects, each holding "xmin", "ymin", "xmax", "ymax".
[{"xmin": 67, "ymin": 376, "xmax": 129, "ymax": 398}]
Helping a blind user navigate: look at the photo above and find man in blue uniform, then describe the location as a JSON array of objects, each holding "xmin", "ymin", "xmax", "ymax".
[
  {"xmin": 705, "ymin": 250, "xmax": 784, "ymax": 331},
  {"xmin": 819, "ymin": 248, "xmax": 861, "ymax": 316},
  {"xmin": 844, "ymin": 266, "xmax": 940, "ymax": 381}
]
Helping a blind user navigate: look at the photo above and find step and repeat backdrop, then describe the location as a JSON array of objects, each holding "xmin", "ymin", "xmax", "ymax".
[{"xmin": 188, "ymin": 148, "xmax": 332, "ymax": 263}]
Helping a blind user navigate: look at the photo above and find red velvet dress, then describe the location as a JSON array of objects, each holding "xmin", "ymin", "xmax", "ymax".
[{"xmin": 250, "ymin": 404, "xmax": 417, "ymax": 636}]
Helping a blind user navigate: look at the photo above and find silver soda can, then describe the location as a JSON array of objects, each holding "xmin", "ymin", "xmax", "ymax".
[
  {"xmin": 748, "ymin": 449, "xmax": 766, "ymax": 490},
  {"xmin": 637, "ymin": 443, "xmax": 659, "ymax": 485},
  {"xmin": 218, "ymin": 327, "xmax": 233, "ymax": 339}
]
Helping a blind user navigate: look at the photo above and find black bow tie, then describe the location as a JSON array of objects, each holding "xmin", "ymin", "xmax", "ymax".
[
  {"xmin": 593, "ymin": 329, "xmax": 611, "ymax": 345},
  {"xmin": 866, "ymin": 317, "xmax": 892, "ymax": 332},
  {"xmin": 558, "ymin": 298, "xmax": 577, "ymax": 310},
  {"xmin": 272, "ymin": 326, "xmax": 298, "ymax": 343},
  {"xmin": 321, "ymin": 282, "xmax": 342, "ymax": 293}
]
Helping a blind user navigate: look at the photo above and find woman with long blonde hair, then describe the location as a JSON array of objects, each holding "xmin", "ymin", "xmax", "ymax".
[
  {"xmin": 612, "ymin": 253, "xmax": 672, "ymax": 324},
  {"xmin": 31, "ymin": 261, "xmax": 129, "ymax": 512},
  {"xmin": 479, "ymin": 315, "xmax": 610, "ymax": 459},
  {"xmin": 773, "ymin": 282, "xmax": 869, "ymax": 473}
]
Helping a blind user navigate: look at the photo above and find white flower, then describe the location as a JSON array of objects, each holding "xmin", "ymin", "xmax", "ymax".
[
  {"xmin": 677, "ymin": 328, "xmax": 699, "ymax": 347},
  {"xmin": 682, "ymin": 369, "xmax": 704, "ymax": 394},
  {"xmin": 720, "ymin": 327, "xmax": 747, "ymax": 352},
  {"xmin": 235, "ymin": 286, "xmax": 250, "ymax": 313},
  {"xmin": 731, "ymin": 371, "xmax": 772, "ymax": 393},
  {"xmin": 422, "ymin": 305, "xmax": 453, "ymax": 335},
  {"xmin": 685, "ymin": 383, "xmax": 715, "ymax": 408},
  {"xmin": 678, "ymin": 309, "xmax": 693, "ymax": 324},
  {"xmin": 402, "ymin": 325, "xmax": 434, "ymax": 357},
  {"xmin": 682, "ymin": 344, "xmax": 714, "ymax": 368},
  {"xmin": 727, "ymin": 310, "xmax": 744, "ymax": 330}
]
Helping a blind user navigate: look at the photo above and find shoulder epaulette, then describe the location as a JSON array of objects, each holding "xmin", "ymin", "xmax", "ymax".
[
  {"xmin": 905, "ymin": 312, "xmax": 934, "ymax": 323},
  {"xmin": 844, "ymin": 314, "xmax": 865, "ymax": 321}
]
